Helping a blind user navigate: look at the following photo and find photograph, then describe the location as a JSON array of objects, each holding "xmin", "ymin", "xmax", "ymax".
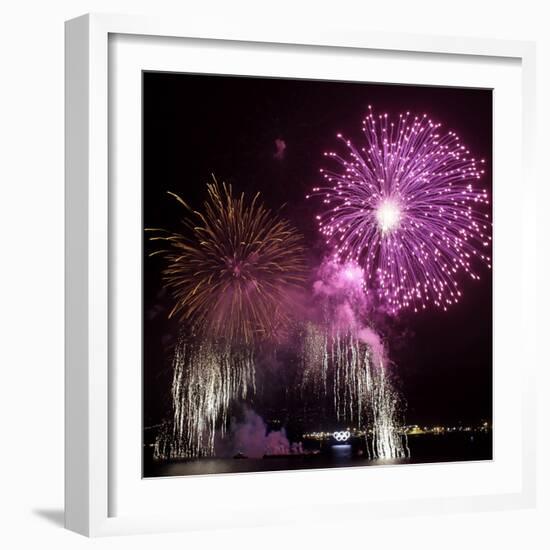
[{"xmin": 142, "ymin": 72, "xmax": 493, "ymax": 478}]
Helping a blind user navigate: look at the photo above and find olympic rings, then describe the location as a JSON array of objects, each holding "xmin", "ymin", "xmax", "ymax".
[{"xmin": 333, "ymin": 430, "xmax": 351, "ymax": 442}]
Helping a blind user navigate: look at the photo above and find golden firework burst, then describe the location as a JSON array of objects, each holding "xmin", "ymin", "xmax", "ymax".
[{"xmin": 148, "ymin": 178, "xmax": 307, "ymax": 345}]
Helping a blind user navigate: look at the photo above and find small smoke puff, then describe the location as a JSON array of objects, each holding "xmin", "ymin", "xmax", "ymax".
[
  {"xmin": 313, "ymin": 260, "xmax": 365, "ymax": 295},
  {"xmin": 265, "ymin": 430, "xmax": 290, "ymax": 455},
  {"xmin": 313, "ymin": 279, "xmax": 334, "ymax": 296},
  {"xmin": 230, "ymin": 408, "xmax": 268, "ymax": 458},
  {"xmin": 229, "ymin": 409, "xmax": 298, "ymax": 458},
  {"xmin": 334, "ymin": 303, "xmax": 357, "ymax": 329},
  {"xmin": 358, "ymin": 326, "xmax": 385, "ymax": 363},
  {"xmin": 273, "ymin": 138, "xmax": 286, "ymax": 160},
  {"xmin": 341, "ymin": 264, "xmax": 364, "ymax": 283}
]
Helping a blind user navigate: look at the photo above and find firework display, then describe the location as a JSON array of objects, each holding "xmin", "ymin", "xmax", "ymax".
[
  {"xmin": 143, "ymin": 70, "xmax": 493, "ymax": 478},
  {"xmin": 148, "ymin": 180, "xmax": 307, "ymax": 345},
  {"xmin": 149, "ymin": 180, "xmax": 307, "ymax": 457},
  {"xmin": 311, "ymin": 106, "xmax": 491, "ymax": 314}
]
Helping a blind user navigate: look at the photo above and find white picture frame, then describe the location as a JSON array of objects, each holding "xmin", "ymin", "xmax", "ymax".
[{"xmin": 65, "ymin": 12, "xmax": 537, "ymax": 537}]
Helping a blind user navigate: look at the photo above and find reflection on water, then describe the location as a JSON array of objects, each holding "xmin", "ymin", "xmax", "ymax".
[
  {"xmin": 144, "ymin": 433, "xmax": 492, "ymax": 478},
  {"xmin": 330, "ymin": 444, "xmax": 352, "ymax": 460}
]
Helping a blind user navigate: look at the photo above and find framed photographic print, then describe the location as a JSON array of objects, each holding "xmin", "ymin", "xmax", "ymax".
[{"xmin": 65, "ymin": 13, "xmax": 537, "ymax": 536}]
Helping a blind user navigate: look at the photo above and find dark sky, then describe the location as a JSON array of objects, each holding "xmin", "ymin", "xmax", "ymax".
[{"xmin": 143, "ymin": 72, "xmax": 493, "ymax": 429}]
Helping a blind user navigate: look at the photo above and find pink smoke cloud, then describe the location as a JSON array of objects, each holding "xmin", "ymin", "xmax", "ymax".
[
  {"xmin": 358, "ymin": 325, "xmax": 386, "ymax": 364},
  {"xmin": 228, "ymin": 409, "xmax": 302, "ymax": 458}
]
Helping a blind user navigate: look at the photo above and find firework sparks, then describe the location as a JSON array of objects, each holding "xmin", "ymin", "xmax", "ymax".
[
  {"xmin": 301, "ymin": 322, "xmax": 408, "ymax": 459},
  {"xmin": 309, "ymin": 106, "xmax": 491, "ymax": 314},
  {"xmin": 149, "ymin": 179, "xmax": 307, "ymax": 345},
  {"xmin": 153, "ymin": 337, "xmax": 255, "ymax": 458},
  {"xmin": 150, "ymin": 179, "xmax": 307, "ymax": 457}
]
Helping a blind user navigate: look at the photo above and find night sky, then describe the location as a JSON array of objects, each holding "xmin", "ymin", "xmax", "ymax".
[{"xmin": 143, "ymin": 72, "xmax": 493, "ymax": 432}]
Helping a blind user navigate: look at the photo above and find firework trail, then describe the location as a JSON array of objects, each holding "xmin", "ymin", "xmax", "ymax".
[
  {"xmin": 310, "ymin": 106, "xmax": 491, "ymax": 314},
  {"xmin": 148, "ymin": 179, "xmax": 307, "ymax": 345},
  {"xmin": 149, "ymin": 179, "xmax": 306, "ymax": 457}
]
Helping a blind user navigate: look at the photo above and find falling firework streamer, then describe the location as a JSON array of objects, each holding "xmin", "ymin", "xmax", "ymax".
[
  {"xmin": 368, "ymin": 361, "xmax": 409, "ymax": 459},
  {"xmin": 156, "ymin": 337, "xmax": 255, "ymax": 458},
  {"xmin": 301, "ymin": 322, "xmax": 408, "ymax": 459}
]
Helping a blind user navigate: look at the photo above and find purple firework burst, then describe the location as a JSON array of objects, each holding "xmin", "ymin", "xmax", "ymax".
[{"xmin": 309, "ymin": 106, "xmax": 491, "ymax": 314}]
